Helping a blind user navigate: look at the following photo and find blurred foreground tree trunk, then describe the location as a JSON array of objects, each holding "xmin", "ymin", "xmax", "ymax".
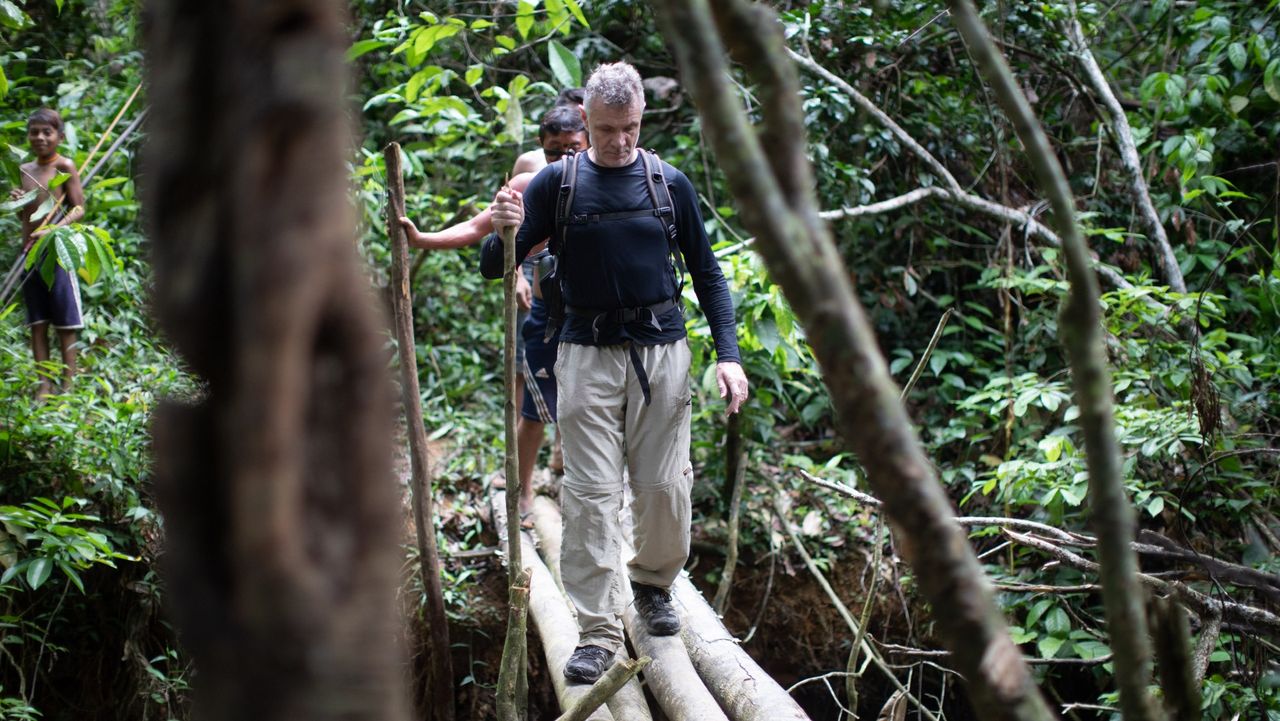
[{"xmin": 144, "ymin": 1, "xmax": 409, "ymax": 720}]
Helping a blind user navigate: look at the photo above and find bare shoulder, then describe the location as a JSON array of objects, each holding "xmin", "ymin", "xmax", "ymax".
[
  {"xmin": 511, "ymin": 149, "xmax": 545, "ymax": 177},
  {"xmin": 54, "ymin": 156, "xmax": 79, "ymax": 175},
  {"xmin": 509, "ymin": 171, "xmax": 536, "ymax": 193}
]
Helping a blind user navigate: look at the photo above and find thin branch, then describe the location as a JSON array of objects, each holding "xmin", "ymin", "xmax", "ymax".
[
  {"xmin": 787, "ymin": 46, "xmax": 962, "ymax": 191},
  {"xmin": 1006, "ymin": 530, "xmax": 1280, "ymax": 636},
  {"xmin": 1065, "ymin": 3, "xmax": 1186, "ymax": 293},
  {"xmin": 771, "ymin": 488, "xmax": 942, "ymax": 721},
  {"xmin": 554, "ymin": 657, "xmax": 651, "ymax": 721}
]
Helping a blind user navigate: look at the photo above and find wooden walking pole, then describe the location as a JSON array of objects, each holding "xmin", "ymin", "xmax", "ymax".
[
  {"xmin": 495, "ymin": 178, "xmax": 529, "ymax": 721},
  {"xmin": 383, "ymin": 142, "xmax": 455, "ymax": 721}
]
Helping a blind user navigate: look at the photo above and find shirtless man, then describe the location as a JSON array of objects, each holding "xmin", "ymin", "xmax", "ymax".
[
  {"xmin": 9, "ymin": 108, "xmax": 86, "ymax": 395},
  {"xmin": 399, "ymin": 104, "xmax": 586, "ymax": 518}
]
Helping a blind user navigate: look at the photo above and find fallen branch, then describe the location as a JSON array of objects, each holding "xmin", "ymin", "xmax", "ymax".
[
  {"xmin": 1005, "ymin": 530, "xmax": 1280, "ymax": 637},
  {"xmin": 555, "ymin": 657, "xmax": 652, "ymax": 721}
]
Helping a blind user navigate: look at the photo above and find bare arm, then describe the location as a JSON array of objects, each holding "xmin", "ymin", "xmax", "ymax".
[
  {"xmin": 399, "ymin": 172, "xmax": 536, "ymax": 250},
  {"xmin": 54, "ymin": 159, "xmax": 85, "ymax": 227}
]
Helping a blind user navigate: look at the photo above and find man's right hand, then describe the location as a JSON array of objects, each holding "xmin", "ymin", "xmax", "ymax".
[{"xmin": 491, "ymin": 186, "xmax": 524, "ymax": 236}]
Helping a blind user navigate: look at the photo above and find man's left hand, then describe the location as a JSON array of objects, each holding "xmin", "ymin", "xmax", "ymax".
[{"xmin": 716, "ymin": 361, "xmax": 749, "ymax": 415}]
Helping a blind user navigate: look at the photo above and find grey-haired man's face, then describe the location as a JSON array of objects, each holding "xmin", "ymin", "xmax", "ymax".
[{"xmin": 583, "ymin": 98, "xmax": 642, "ymax": 168}]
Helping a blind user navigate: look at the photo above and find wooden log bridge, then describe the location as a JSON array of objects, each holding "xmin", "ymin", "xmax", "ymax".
[{"xmin": 491, "ymin": 490, "xmax": 811, "ymax": 721}]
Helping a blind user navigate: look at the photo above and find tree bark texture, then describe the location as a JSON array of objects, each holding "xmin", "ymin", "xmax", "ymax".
[
  {"xmin": 145, "ymin": 1, "xmax": 407, "ymax": 719},
  {"xmin": 946, "ymin": 3, "xmax": 1162, "ymax": 720},
  {"xmin": 672, "ymin": 575, "xmax": 811, "ymax": 721},
  {"xmin": 713, "ymin": 414, "xmax": 745, "ymax": 614},
  {"xmin": 646, "ymin": 1, "xmax": 1054, "ymax": 718},
  {"xmin": 384, "ymin": 142, "xmax": 456, "ymax": 721}
]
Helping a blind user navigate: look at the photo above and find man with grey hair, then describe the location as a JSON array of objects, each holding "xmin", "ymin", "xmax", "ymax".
[{"xmin": 482, "ymin": 60, "xmax": 748, "ymax": 684}]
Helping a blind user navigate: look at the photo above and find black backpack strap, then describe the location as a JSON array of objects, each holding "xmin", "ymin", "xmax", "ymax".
[
  {"xmin": 640, "ymin": 149, "xmax": 686, "ymax": 291},
  {"xmin": 552, "ymin": 151, "xmax": 581, "ymax": 257}
]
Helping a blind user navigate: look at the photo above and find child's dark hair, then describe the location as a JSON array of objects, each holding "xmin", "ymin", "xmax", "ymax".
[
  {"xmin": 27, "ymin": 108, "xmax": 64, "ymax": 134},
  {"xmin": 539, "ymin": 105, "xmax": 585, "ymax": 138},
  {"xmin": 555, "ymin": 87, "xmax": 585, "ymax": 107}
]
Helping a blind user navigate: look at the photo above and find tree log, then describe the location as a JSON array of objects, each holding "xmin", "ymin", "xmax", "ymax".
[
  {"xmin": 492, "ymin": 491, "xmax": 614, "ymax": 721},
  {"xmin": 673, "ymin": 575, "xmax": 811, "ymax": 721}
]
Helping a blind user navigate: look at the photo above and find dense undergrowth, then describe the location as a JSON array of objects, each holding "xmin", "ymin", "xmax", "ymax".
[{"xmin": 1, "ymin": 0, "xmax": 1278, "ymax": 719}]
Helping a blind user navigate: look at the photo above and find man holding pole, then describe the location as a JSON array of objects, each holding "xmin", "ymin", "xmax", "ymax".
[{"xmin": 482, "ymin": 61, "xmax": 748, "ymax": 684}]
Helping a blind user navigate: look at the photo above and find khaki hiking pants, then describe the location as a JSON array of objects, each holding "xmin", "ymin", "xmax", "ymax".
[{"xmin": 555, "ymin": 340, "xmax": 694, "ymax": 652}]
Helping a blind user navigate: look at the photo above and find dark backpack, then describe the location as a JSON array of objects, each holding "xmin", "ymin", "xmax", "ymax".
[{"xmin": 536, "ymin": 149, "xmax": 685, "ymax": 342}]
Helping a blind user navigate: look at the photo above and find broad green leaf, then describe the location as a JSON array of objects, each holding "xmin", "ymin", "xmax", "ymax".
[
  {"xmin": 40, "ymin": 244, "xmax": 58, "ymax": 287},
  {"xmin": 1146, "ymin": 495, "xmax": 1165, "ymax": 517},
  {"xmin": 548, "ymin": 40, "xmax": 581, "ymax": 89},
  {"xmin": 465, "ymin": 65, "xmax": 484, "ymax": 86},
  {"xmin": 48, "ymin": 172, "xmax": 70, "ymax": 189},
  {"xmin": 1228, "ymin": 95, "xmax": 1248, "ymax": 113},
  {"xmin": 516, "ymin": 1, "xmax": 535, "ymax": 40},
  {"xmin": 563, "ymin": 0, "xmax": 590, "ymax": 28},
  {"xmin": 0, "ymin": 0, "xmax": 27, "ymax": 30},
  {"xmin": 55, "ymin": 0, "xmax": 64, "ymax": 12},
  {"xmin": 1265, "ymin": 58, "xmax": 1280, "ymax": 103},
  {"xmin": 406, "ymin": 70, "xmax": 430, "ymax": 103},
  {"xmin": 1045, "ymin": 607, "xmax": 1071, "ymax": 636},
  {"xmin": 26, "ymin": 558, "xmax": 51, "ymax": 590},
  {"xmin": 0, "ymin": 189, "xmax": 35, "ymax": 212},
  {"xmin": 1037, "ymin": 635, "xmax": 1065, "ymax": 659},
  {"xmin": 470, "ymin": 18, "xmax": 495, "ymax": 30},
  {"xmin": 345, "ymin": 39, "xmax": 387, "ymax": 62},
  {"xmin": 31, "ymin": 194, "xmax": 57, "ymax": 222},
  {"xmin": 57, "ymin": 560, "xmax": 84, "ymax": 593},
  {"xmin": 1227, "ymin": 42, "xmax": 1247, "ymax": 70},
  {"xmin": 495, "ymin": 35, "xmax": 516, "ymax": 51},
  {"xmin": 25, "ymin": 234, "xmax": 50, "ymax": 270},
  {"xmin": 55, "ymin": 232, "xmax": 80, "ymax": 272},
  {"xmin": 0, "ymin": 63, "xmax": 8, "ymax": 100}
]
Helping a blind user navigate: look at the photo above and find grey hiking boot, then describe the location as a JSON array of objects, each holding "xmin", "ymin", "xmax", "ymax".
[
  {"xmin": 564, "ymin": 644, "xmax": 612, "ymax": 684},
  {"xmin": 632, "ymin": 581, "xmax": 680, "ymax": 636}
]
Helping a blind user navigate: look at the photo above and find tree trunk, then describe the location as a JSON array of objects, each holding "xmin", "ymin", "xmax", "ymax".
[
  {"xmin": 384, "ymin": 142, "xmax": 456, "ymax": 721},
  {"xmin": 946, "ymin": 3, "xmax": 1161, "ymax": 719},
  {"xmin": 646, "ymin": 1, "xmax": 1054, "ymax": 719},
  {"xmin": 145, "ymin": 1, "xmax": 407, "ymax": 719}
]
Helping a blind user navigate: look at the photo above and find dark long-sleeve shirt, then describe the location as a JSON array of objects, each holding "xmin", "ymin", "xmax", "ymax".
[{"xmin": 480, "ymin": 152, "xmax": 740, "ymax": 363}]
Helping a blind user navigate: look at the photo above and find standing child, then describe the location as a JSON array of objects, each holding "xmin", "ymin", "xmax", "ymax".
[{"xmin": 9, "ymin": 108, "xmax": 86, "ymax": 396}]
